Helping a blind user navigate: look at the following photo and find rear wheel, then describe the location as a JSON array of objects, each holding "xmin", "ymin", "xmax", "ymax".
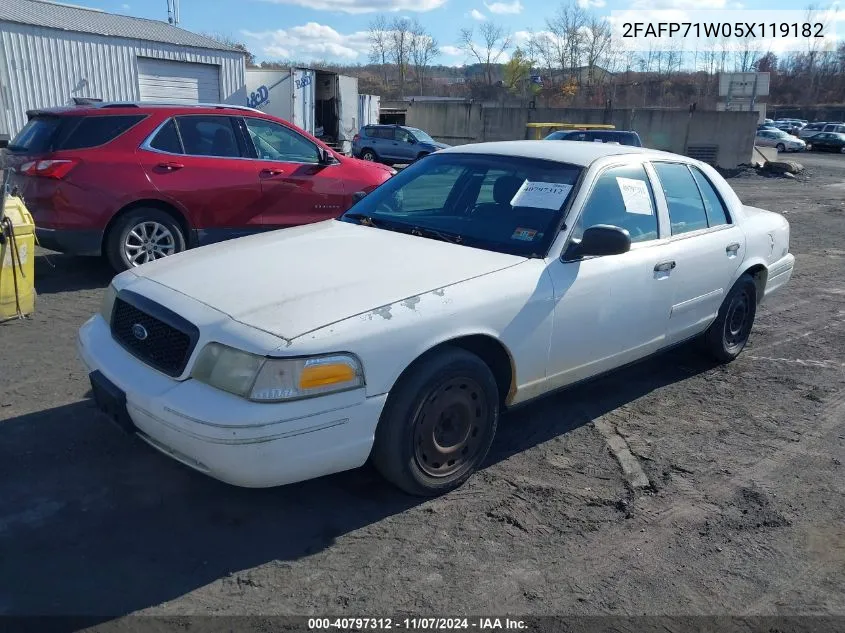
[
  {"xmin": 701, "ymin": 274, "xmax": 758, "ymax": 362},
  {"xmin": 106, "ymin": 208, "xmax": 186, "ymax": 271},
  {"xmin": 840, "ymin": 146, "xmax": 845, "ymax": 154},
  {"xmin": 371, "ymin": 347, "xmax": 499, "ymax": 496},
  {"xmin": 776, "ymin": 142, "xmax": 786, "ymax": 152},
  {"xmin": 360, "ymin": 148, "xmax": 378, "ymax": 162}
]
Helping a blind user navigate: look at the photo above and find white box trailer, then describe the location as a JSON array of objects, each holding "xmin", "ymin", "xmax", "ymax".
[
  {"xmin": 245, "ymin": 67, "xmax": 359, "ymax": 154},
  {"xmin": 358, "ymin": 94, "xmax": 381, "ymax": 128}
]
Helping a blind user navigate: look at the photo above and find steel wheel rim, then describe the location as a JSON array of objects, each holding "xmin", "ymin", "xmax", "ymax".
[
  {"xmin": 413, "ymin": 376, "xmax": 490, "ymax": 478},
  {"xmin": 124, "ymin": 221, "xmax": 176, "ymax": 266},
  {"xmin": 724, "ymin": 289, "xmax": 752, "ymax": 349},
  {"xmin": 362, "ymin": 151, "xmax": 375, "ymax": 161}
]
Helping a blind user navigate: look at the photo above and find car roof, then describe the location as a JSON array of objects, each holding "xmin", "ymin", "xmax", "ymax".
[
  {"xmin": 439, "ymin": 140, "xmax": 674, "ymax": 167},
  {"xmin": 26, "ymin": 102, "xmax": 264, "ymax": 118}
]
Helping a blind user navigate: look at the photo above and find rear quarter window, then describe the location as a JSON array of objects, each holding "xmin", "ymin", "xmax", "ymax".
[
  {"xmin": 8, "ymin": 116, "xmax": 63, "ymax": 152},
  {"xmin": 57, "ymin": 115, "xmax": 146, "ymax": 150}
]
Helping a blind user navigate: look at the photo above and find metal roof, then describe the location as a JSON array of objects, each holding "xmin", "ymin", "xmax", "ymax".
[{"xmin": 0, "ymin": 0, "xmax": 243, "ymax": 53}]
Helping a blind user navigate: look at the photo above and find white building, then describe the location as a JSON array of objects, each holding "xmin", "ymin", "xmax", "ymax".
[{"xmin": 0, "ymin": 0, "xmax": 247, "ymax": 140}]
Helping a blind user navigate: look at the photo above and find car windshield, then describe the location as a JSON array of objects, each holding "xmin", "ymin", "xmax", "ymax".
[
  {"xmin": 407, "ymin": 128, "xmax": 435, "ymax": 143},
  {"xmin": 339, "ymin": 153, "xmax": 582, "ymax": 258}
]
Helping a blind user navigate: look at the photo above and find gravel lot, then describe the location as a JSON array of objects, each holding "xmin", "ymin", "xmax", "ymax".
[{"xmin": 1, "ymin": 152, "xmax": 844, "ymax": 625}]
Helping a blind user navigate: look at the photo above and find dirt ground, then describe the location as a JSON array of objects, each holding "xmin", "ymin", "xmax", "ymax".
[{"xmin": 1, "ymin": 152, "xmax": 844, "ymax": 627}]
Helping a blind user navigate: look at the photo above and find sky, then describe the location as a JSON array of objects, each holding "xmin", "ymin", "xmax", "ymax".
[{"xmin": 63, "ymin": 0, "xmax": 845, "ymax": 65}]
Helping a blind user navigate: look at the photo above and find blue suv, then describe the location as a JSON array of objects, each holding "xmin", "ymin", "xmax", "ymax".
[{"xmin": 352, "ymin": 125, "xmax": 450, "ymax": 165}]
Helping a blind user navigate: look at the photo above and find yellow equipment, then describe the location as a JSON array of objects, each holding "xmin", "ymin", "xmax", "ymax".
[
  {"xmin": 1, "ymin": 195, "xmax": 36, "ymax": 321},
  {"xmin": 526, "ymin": 122, "xmax": 616, "ymax": 140}
]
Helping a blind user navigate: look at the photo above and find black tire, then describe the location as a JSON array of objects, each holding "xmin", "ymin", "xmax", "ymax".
[
  {"xmin": 776, "ymin": 143, "xmax": 786, "ymax": 152},
  {"xmin": 360, "ymin": 148, "xmax": 378, "ymax": 162},
  {"xmin": 371, "ymin": 347, "xmax": 500, "ymax": 497},
  {"xmin": 701, "ymin": 274, "xmax": 758, "ymax": 362},
  {"xmin": 106, "ymin": 208, "xmax": 186, "ymax": 272}
]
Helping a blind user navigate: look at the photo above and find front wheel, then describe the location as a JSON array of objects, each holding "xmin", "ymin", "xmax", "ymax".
[
  {"xmin": 371, "ymin": 347, "xmax": 500, "ymax": 496},
  {"xmin": 106, "ymin": 208, "xmax": 186, "ymax": 271},
  {"xmin": 776, "ymin": 143, "xmax": 786, "ymax": 152},
  {"xmin": 701, "ymin": 274, "xmax": 758, "ymax": 362},
  {"xmin": 840, "ymin": 146, "xmax": 845, "ymax": 154}
]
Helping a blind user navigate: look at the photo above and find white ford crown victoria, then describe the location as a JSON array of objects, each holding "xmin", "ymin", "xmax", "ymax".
[{"xmin": 78, "ymin": 141, "xmax": 795, "ymax": 496}]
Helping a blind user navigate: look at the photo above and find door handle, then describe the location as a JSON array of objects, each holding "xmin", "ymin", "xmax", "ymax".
[
  {"xmin": 654, "ymin": 260, "xmax": 676, "ymax": 272},
  {"xmin": 726, "ymin": 242, "xmax": 741, "ymax": 254},
  {"xmin": 157, "ymin": 162, "xmax": 184, "ymax": 171},
  {"xmin": 260, "ymin": 168, "xmax": 285, "ymax": 177}
]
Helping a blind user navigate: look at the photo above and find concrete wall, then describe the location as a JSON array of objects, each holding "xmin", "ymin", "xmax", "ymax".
[{"xmin": 385, "ymin": 101, "xmax": 758, "ymax": 168}]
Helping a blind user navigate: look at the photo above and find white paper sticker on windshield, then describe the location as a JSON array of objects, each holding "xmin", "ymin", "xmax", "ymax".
[
  {"xmin": 616, "ymin": 177, "xmax": 653, "ymax": 215},
  {"xmin": 510, "ymin": 181, "xmax": 573, "ymax": 210}
]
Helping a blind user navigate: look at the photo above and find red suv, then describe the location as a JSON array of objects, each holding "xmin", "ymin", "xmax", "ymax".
[{"xmin": 4, "ymin": 103, "xmax": 395, "ymax": 270}]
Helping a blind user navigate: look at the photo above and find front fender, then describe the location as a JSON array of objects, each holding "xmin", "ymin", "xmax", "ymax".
[{"xmin": 279, "ymin": 260, "xmax": 555, "ymax": 403}]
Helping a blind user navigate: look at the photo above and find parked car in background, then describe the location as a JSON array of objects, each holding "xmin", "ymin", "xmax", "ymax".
[
  {"xmin": 544, "ymin": 129, "xmax": 643, "ymax": 147},
  {"xmin": 773, "ymin": 121, "xmax": 802, "ymax": 136},
  {"xmin": 756, "ymin": 129, "xmax": 807, "ymax": 152},
  {"xmin": 807, "ymin": 132, "xmax": 845, "ymax": 153},
  {"xmin": 821, "ymin": 123, "xmax": 845, "ymax": 135},
  {"xmin": 352, "ymin": 125, "xmax": 450, "ymax": 166},
  {"xmin": 798, "ymin": 122, "xmax": 827, "ymax": 139},
  {"xmin": 79, "ymin": 141, "xmax": 794, "ymax": 496},
  {"xmin": 5, "ymin": 103, "xmax": 395, "ymax": 271}
]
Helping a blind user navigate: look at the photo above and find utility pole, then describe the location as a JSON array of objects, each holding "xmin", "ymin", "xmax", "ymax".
[{"xmin": 166, "ymin": 0, "xmax": 180, "ymax": 25}]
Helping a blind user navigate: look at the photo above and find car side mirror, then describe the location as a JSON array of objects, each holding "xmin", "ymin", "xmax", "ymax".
[
  {"xmin": 318, "ymin": 147, "xmax": 334, "ymax": 165},
  {"xmin": 565, "ymin": 224, "xmax": 632, "ymax": 260},
  {"xmin": 352, "ymin": 191, "xmax": 368, "ymax": 203}
]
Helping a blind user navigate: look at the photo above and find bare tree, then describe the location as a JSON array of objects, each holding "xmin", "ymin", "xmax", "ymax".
[
  {"xmin": 410, "ymin": 20, "xmax": 439, "ymax": 96},
  {"xmin": 390, "ymin": 17, "xmax": 413, "ymax": 98},
  {"xmin": 368, "ymin": 16, "xmax": 391, "ymax": 86},
  {"xmin": 524, "ymin": 31, "xmax": 550, "ymax": 88},
  {"xmin": 459, "ymin": 22, "xmax": 512, "ymax": 86},
  {"xmin": 547, "ymin": 3, "xmax": 587, "ymax": 85},
  {"xmin": 582, "ymin": 15, "xmax": 611, "ymax": 84}
]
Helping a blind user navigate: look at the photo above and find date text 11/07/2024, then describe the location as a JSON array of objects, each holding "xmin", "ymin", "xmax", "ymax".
[{"xmin": 308, "ymin": 617, "xmax": 528, "ymax": 630}]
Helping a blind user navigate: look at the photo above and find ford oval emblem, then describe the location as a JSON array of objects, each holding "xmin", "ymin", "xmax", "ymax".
[{"xmin": 132, "ymin": 323, "xmax": 148, "ymax": 341}]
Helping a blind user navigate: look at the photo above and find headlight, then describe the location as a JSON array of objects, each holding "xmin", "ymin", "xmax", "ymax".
[
  {"xmin": 191, "ymin": 343, "xmax": 364, "ymax": 402},
  {"xmin": 100, "ymin": 283, "xmax": 117, "ymax": 323}
]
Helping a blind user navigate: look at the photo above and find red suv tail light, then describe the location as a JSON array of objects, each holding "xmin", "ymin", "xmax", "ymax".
[
  {"xmin": 19, "ymin": 159, "xmax": 80, "ymax": 179},
  {"xmin": 353, "ymin": 134, "xmax": 360, "ymax": 143}
]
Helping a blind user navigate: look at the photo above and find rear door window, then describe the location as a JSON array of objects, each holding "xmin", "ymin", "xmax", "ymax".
[
  {"xmin": 58, "ymin": 115, "xmax": 146, "ymax": 150},
  {"xmin": 652, "ymin": 162, "xmax": 710, "ymax": 235},
  {"xmin": 8, "ymin": 116, "xmax": 62, "ymax": 152},
  {"xmin": 690, "ymin": 167, "xmax": 730, "ymax": 227},
  {"xmin": 175, "ymin": 116, "xmax": 242, "ymax": 158}
]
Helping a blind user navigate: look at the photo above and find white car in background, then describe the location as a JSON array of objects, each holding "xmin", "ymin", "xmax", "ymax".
[
  {"xmin": 756, "ymin": 129, "xmax": 806, "ymax": 152},
  {"xmin": 78, "ymin": 141, "xmax": 795, "ymax": 496}
]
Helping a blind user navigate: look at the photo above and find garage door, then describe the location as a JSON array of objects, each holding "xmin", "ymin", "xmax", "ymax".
[{"xmin": 137, "ymin": 58, "xmax": 221, "ymax": 104}]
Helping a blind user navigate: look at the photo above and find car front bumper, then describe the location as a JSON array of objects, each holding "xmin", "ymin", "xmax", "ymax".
[{"xmin": 77, "ymin": 315, "xmax": 387, "ymax": 488}]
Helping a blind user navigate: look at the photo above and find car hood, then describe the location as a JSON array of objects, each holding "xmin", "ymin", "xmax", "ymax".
[{"xmin": 127, "ymin": 220, "xmax": 526, "ymax": 341}]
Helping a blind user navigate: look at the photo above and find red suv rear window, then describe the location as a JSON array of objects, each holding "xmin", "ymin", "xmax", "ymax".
[{"xmin": 9, "ymin": 114, "xmax": 145, "ymax": 153}]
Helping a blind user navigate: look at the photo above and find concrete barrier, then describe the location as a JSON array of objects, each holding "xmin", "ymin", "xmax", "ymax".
[{"xmin": 386, "ymin": 102, "xmax": 758, "ymax": 169}]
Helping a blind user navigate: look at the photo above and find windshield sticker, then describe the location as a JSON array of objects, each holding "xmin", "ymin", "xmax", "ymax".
[
  {"xmin": 616, "ymin": 177, "xmax": 653, "ymax": 216},
  {"xmin": 512, "ymin": 227, "xmax": 539, "ymax": 241},
  {"xmin": 510, "ymin": 181, "xmax": 573, "ymax": 210}
]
